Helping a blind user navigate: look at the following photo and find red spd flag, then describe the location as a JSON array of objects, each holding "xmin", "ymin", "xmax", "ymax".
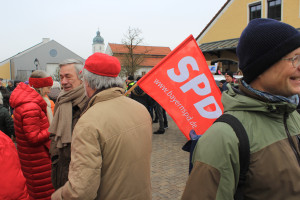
[{"xmin": 137, "ymin": 35, "xmax": 223, "ymax": 139}]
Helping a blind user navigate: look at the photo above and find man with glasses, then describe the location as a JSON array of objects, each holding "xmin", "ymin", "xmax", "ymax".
[
  {"xmin": 182, "ymin": 18, "xmax": 300, "ymax": 200},
  {"xmin": 49, "ymin": 59, "xmax": 88, "ymax": 190}
]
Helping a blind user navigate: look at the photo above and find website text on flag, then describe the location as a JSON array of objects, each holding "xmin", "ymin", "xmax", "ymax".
[{"xmin": 137, "ymin": 35, "xmax": 223, "ymax": 139}]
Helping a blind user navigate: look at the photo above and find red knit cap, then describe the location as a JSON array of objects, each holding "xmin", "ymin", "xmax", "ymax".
[
  {"xmin": 84, "ymin": 53, "xmax": 121, "ymax": 77},
  {"xmin": 29, "ymin": 77, "xmax": 53, "ymax": 88}
]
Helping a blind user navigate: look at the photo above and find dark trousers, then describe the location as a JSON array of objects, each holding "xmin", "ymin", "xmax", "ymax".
[
  {"xmin": 51, "ymin": 144, "xmax": 71, "ymax": 190},
  {"xmin": 154, "ymin": 103, "xmax": 164, "ymax": 131},
  {"xmin": 162, "ymin": 108, "xmax": 168, "ymax": 126}
]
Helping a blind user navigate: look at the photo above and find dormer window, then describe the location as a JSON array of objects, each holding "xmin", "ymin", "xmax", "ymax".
[
  {"xmin": 249, "ymin": 2, "xmax": 262, "ymax": 21},
  {"xmin": 267, "ymin": 0, "xmax": 281, "ymax": 21}
]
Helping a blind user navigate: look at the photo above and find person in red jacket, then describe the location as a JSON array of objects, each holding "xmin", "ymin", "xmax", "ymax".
[
  {"xmin": 0, "ymin": 130, "xmax": 30, "ymax": 200},
  {"xmin": 10, "ymin": 70, "xmax": 55, "ymax": 200}
]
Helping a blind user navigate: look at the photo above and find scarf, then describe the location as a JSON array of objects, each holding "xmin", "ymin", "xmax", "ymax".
[
  {"xmin": 48, "ymin": 85, "xmax": 87, "ymax": 148},
  {"xmin": 241, "ymin": 80, "xmax": 299, "ymax": 105},
  {"xmin": 43, "ymin": 96, "xmax": 53, "ymax": 124}
]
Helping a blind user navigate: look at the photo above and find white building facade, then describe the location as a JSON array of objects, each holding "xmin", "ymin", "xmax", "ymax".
[{"xmin": 0, "ymin": 38, "xmax": 84, "ymax": 81}]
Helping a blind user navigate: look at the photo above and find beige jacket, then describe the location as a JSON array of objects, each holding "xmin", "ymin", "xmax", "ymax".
[{"xmin": 52, "ymin": 87, "xmax": 152, "ymax": 200}]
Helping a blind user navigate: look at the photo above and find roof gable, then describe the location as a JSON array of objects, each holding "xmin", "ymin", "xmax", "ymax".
[
  {"xmin": 196, "ymin": 0, "xmax": 300, "ymax": 46},
  {"xmin": 0, "ymin": 41, "xmax": 45, "ymax": 63},
  {"xmin": 0, "ymin": 39, "xmax": 84, "ymax": 64},
  {"xmin": 196, "ymin": 0, "xmax": 232, "ymax": 43},
  {"xmin": 196, "ymin": 0, "xmax": 231, "ymax": 41}
]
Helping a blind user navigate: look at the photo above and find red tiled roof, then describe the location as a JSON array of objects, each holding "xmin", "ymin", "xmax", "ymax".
[
  {"xmin": 113, "ymin": 54, "xmax": 167, "ymax": 67},
  {"xmin": 140, "ymin": 57, "xmax": 165, "ymax": 66},
  {"xmin": 108, "ymin": 43, "xmax": 171, "ymax": 55}
]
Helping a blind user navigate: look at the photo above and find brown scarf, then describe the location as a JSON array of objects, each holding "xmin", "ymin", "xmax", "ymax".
[{"xmin": 48, "ymin": 84, "xmax": 87, "ymax": 148}]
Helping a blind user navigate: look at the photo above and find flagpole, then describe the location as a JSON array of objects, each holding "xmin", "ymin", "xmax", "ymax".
[{"xmin": 124, "ymin": 83, "xmax": 138, "ymax": 96}]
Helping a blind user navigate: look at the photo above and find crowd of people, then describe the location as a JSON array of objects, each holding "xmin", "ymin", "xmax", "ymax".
[
  {"xmin": 0, "ymin": 18, "xmax": 300, "ymax": 200},
  {"xmin": 128, "ymin": 76, "xmax": 168, "ymax": 134}
]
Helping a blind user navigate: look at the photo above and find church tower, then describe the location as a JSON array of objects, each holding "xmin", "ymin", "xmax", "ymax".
[{"xmin": 93, "ymin": 30, "xmax": 105, "ymax": 53}]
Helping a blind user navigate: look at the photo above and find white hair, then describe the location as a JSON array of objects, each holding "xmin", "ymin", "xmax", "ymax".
[
  {"xmin": 59, "ymin": 59, "xmax": 83, "ymax": 79},
  {"xmin": 82, "ymin": 68, "xmax": 123, "ymax": 90}
]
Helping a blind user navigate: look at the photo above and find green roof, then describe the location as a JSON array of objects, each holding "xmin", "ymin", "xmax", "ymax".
[{"xmin": 199, "ymin": 38, "xmax": 239, "ymax": 52}]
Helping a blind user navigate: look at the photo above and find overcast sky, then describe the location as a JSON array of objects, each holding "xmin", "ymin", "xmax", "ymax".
[{"xmin": 1, "ymin": 0, "xmax": 227, "ymax": 61}]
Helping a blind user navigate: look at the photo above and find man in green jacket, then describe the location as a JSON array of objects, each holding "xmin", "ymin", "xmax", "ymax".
[{"xmin": 182, "ymin": 18, "xmax": 300, "ymax": 200}]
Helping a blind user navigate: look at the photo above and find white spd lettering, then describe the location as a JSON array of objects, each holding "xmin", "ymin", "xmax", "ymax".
[
  {"xmin": 180, "ymin": 74, "xmax": 211, "ymax": 96},
  {"xmin": 167, "ymin": 56, "xmax": 199, "ymax": 82},
  {"xmin": 194, "ymin": 96, "xmax": 222, "ymax": 119},
  {"xmin": 167, "ymin": 56, "xmax": 222, "ymax": 119}
]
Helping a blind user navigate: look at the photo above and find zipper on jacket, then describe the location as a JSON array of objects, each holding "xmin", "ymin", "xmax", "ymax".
[{"xmin": 284, "ymin": 113, "xmax": 300, "ymax": 166}]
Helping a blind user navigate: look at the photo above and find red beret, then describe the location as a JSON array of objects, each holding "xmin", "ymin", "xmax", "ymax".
[{"xmin": 84, "ymin": 53, "xmax": 121, "ymax": 77}]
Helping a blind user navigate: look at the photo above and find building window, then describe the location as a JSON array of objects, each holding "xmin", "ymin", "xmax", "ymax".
[
  {"xmin": 142, "ymin": 71, "xmax": 146, "ymax": 76},
  {"xmin": 249, "ymin": 3, "xmax": 261, "ymax": 21},
  {"xmin": 49, "ymin": 49, "xmax": 57, "ymax": 57},
  {"xmin": 268, "ymin": 0, "xmax": 281, "ymax": 20}
]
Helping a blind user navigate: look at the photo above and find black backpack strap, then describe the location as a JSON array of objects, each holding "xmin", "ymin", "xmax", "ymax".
[
  {"xmin": 182, "ymin": 129, "xmax": 201, "ymax": 174},
  {"xmin": 214, "ymin": 114, "xmax": 250, "ymax": 200}
]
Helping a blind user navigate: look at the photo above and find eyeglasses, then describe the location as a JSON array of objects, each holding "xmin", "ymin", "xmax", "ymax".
[{"xmin": 281, "ymin": 55, "xmax": 300, "ymax": 68}]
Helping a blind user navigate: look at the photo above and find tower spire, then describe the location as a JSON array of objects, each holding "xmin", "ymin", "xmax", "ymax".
[{"xmin": 92, "ymin": 29, "xmax": 105, "ymax": 53}]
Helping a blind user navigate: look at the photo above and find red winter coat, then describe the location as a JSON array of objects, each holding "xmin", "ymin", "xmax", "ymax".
[
  {"xmin": 0, "ymin": 130, "xmax": 30, "ymax": 200},
  {"xmin": 10, "ymin": 83, "xmax": 54, "ymax": 200}
]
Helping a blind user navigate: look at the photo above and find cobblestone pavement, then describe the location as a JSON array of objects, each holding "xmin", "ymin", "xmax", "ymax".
[{"xmin": 151, "ymin": 114, "xmax": 189, "ymax": 200}]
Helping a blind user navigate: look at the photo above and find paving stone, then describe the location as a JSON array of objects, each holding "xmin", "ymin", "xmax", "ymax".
[{"xmin": 151, "ymin": 114, "xmax": 189, "ymax": 199}]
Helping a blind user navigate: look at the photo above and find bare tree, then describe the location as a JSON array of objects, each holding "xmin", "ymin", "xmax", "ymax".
[
  {"xmin": 121, "ymin": 27, "xmax": 149, "ymax": 77},
  {"xmin": 51, "ymin": 67, "xmax": 60, "ymax": 81}
]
